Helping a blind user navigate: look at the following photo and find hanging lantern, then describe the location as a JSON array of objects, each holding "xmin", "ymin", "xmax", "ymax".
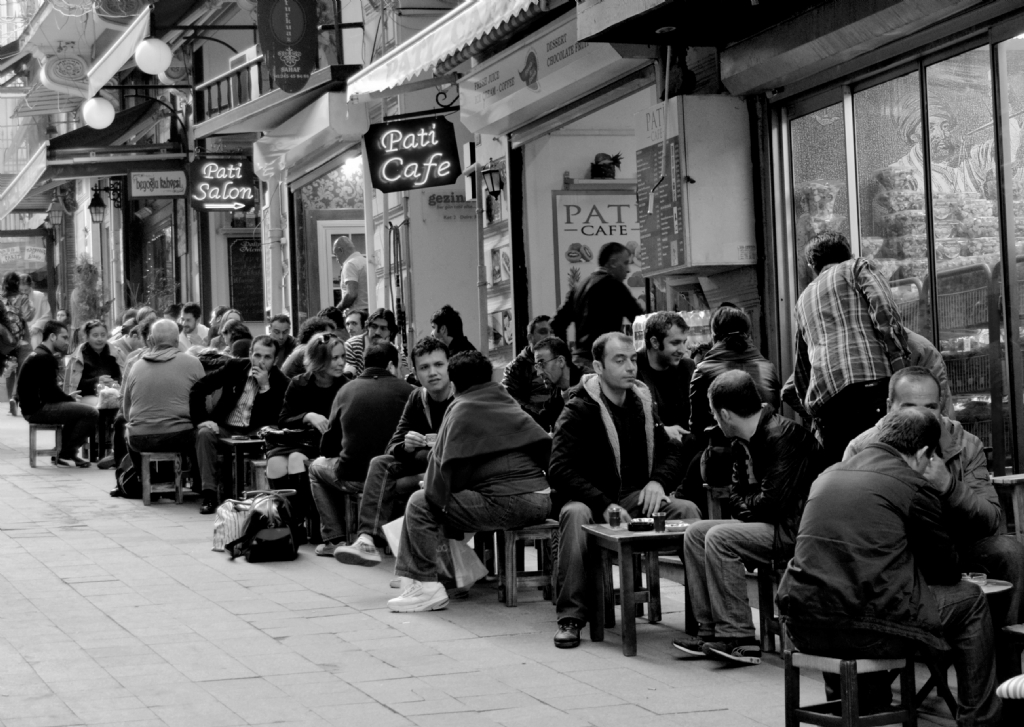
[
  {"xmin": 81, "ymin": 97, "xmax": 115, "ymax": 129},
  {"xmin": 134, "ymin": 37, "xmax": 173, "ymax": 75}
]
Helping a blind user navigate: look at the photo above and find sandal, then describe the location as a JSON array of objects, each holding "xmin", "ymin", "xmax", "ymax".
[{"xmin": 315, "ymin": 542, "xmax": 339, "ymax": 557}]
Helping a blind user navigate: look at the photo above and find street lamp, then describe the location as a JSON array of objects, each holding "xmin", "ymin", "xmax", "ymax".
[
  {"xmin": 89, "ymin": 188, "xmax": 107, "ymax": 224},
  {"xmin": 482, "ymin": 166, "xmax": 504, "ymax": 199},
  {"xmin": 46, "ymin": 193, "xmax": 65, "ymax": 228}
]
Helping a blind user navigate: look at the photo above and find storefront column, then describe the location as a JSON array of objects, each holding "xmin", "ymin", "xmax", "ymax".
[{"xmin": 263, "ymin": 172, "xmax": 287, "ymax": 317}]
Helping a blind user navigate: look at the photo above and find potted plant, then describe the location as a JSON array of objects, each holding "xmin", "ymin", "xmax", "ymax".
[{"xmin": 591, "ymin": 152, "xmax": 622, "ymax": 180}]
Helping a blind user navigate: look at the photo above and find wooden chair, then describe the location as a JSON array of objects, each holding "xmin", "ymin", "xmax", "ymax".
[
  {"xmin": 496, "ymin": 521, "xmax": 558, "ymax": 606},
  {"xmin": 140, "ymin": 452, "xmax": 184, "ymax": 505},
  {"xmin": 247, "ymin": 459, "xmax": 269, "ymax": 491},
  {"xmin": 28, "ymin": 424, "xmax": 62, "ymax": 468},
  {"xmin": 758, "ymin": 565, "xmax": 785, "ymax": 653}
]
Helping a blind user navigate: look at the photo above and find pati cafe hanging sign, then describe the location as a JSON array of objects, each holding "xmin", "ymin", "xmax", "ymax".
[
  {"xmin": 189, "ymin": 158, "xmax": 259, "ymax": 212},
  {"xmin": 364, "ymin": 116, "xmax": 461, "ymax": 193}
]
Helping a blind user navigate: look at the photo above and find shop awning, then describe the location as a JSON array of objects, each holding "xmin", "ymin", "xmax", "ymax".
[
  {"xmin": 48, "ymin": 99, "xmax": 160, "ymax": 151},
  {"xmin": 86, "ymin": 5, "xmax": 152, "ymax": 98},
  {"xmin": 346, "ymin": 0, "xmax": 547, "ymax": 102},
  {"xmin": 0, "ymin": 144, "xmax": 49, "ymax": 220}
]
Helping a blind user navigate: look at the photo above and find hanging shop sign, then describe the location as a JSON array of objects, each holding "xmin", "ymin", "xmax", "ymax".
[
  {"xmin": 363, "ymin": 116, "xmax": 461, "ymax": 193},
  {"xmin": 189, "ymin": 159, "xmax": 258, "ymax": 212},
  {"xmin": 129, "ymin": 170, "xmax": 186, "ymax": 199},
  {"xmin": 257, "ymin": 0, "xmax": 319, "ymax": 94}
]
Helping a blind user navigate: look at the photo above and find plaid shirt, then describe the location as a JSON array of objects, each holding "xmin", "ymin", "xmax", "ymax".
[{"xmin": 785, "ymin": 258, "xmax": 909, "ymax": 418}]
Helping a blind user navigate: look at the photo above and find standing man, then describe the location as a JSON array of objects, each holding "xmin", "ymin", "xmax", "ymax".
[
  {"xmin": 778, "ymin": 408, "xmax": 1001, "ymax": 724},
  {"xmin": 17, "ymin": 320, "xmax": 97, "ymax": 467},
  {"xmin": 782, "ymin": 231, "xmax": 910, "ymax": 463},
  {"xmin": 332, "ymin": 337, "xmax": 455, "ymax": 565},
  {"xmin": 530, "ymin": 335, "xmax": 581, "ymax": 430},
  {"xmin": 268, "ymin": 314, "xmax": 296, "ymax": 369},
  {"xmin": 673, "ymin": 371, "xmax": 822, "ymax": 665},
  {"xmin": 430, "ymin": 305, "xmax": 476, "ymax": 356},
  {"xmin": 551, "ymin": 242, "xmax": 642, "ymax": 372},
  {"xmin": 502, "ymin": 314, "xmax": 554, "ymax": 419},
  {"xmin": 189, "ymin": 335, "xmax": 288, "ymax": 513},
  {"xmin": 178, "ymin": 302, "xmax": 209, "ymax": 349},
  {"xmin": 334, "ymin": 236, "xmax": 368, "ymax": 314},
  {"xmin": 19, "ymin": 274, "xmax": 51, "ymax": 349},
  {"xmin": 636, "ymin": 311, "xmax": 695, "ymax": 442},
  {"xmin": 548, "ymin": 332, "xmax": 701, "ymax": 648}
]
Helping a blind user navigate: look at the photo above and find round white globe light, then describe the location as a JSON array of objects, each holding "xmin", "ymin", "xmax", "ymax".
[
  {"xmin": 134, "ymin": 38, "xmax": 173, "ymax": 75},
  {"xmin": 82, "ymin": 97, "xmax": 115, "ymax": 129}
]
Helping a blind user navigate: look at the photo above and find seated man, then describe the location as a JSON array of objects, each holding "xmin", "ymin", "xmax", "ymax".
[
  {"xmin": 636, "ymin": 311, "xmax": 696, "ymax": 443},
  {"xmin": 430, "ymin": 304, "xmax": 476, "ymax": 356},
  {"xmin": 388, "ymin": 351, "xmax": 552, "ymax": 613},
  {"xmin": 178, "ymin": 302, "xmax": 209, "ymax": 349},
  {"xmin": 674, "ymin": 370, "xmax": 822, "ymax": 665},
  {"xmin": 530, "ymin": 335, "xmax": 581, "ymax": 430},
  {"xmin": 333, "ymin": 337, "xmax": 455, "ymax": 565},
  {"xmin": 844, "ymin": 366, "xmax": 1024, "ymax": 626},
  {"xmin": 17, "ymin": 320, "xmax": 97, "ymax": 467},
  {"xmin": 309, "ymin": 341, "xmax": 413, "ymax": 550},
  {"xmin": 502, "ymin": 314, "xmax": 554, "ymax": 420},
  {"xmin": 189, "ymin": 335, "xmax": 288, "ymax": 513},
  {"xmin": 548, "ymin": 332, "xmax": 701, "ymax": 649},
  {"xmin": 122, "ymin": 319, "xmax": 205, "ymax": 480},
  {"xmin": 779, "ymin": 408, "xmax": 1000, "ymax": 724},
  {"xmin": 268, "ymin": 313, "xmax": 296, "ymax": 369},
  {"xmin": 343, "ymin": 308, "xmax": 406, "ymax": 377}
]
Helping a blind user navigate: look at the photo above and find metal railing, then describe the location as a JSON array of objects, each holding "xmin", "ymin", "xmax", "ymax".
[{"xmin": 195, "ymin": 54, "xmax": 276, "ymax": 123}]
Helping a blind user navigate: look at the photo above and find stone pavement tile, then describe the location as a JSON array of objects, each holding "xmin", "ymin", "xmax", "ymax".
[
  {"xmin": 536, "ymin": 692, "xmax": 626, "ymax": 711},
  {"xmin": 420, "ymin": 672, "xmax": 516, "ymax": 698},
  {"xmin": 371, "ymin": 611, "xmax": 479, "ymax": 643},
  {"xmin": 206, "ymin": 632, "xmax": 291, "ymax": 657},
  {"xmin": 276, "ymin": 633, "xmax": 360, "ymax": 665},
  {"xmin": 134, "ymin": 683, "xmax": 225, "ymax": 708},
  {"xmin": 457, "ymin": 692, "xmax": 547, "ymax": 712},
  {"xmin": 565, "ymin": 703, "xmax": 687, "ymax": 727},
  {"xmin": 149, "ymin": 700, "xmax": 246, "ymax": 727},
  {"xmin": 64, "ymin": 696, "xmax": 157, "ymax": 725},
  {"xmin": 230, "ymin": 651, "xmax": 323, "ymax": 677},
  {"xmin": 432, "ymin": 639, "xmax": 531, "ymax": 670},
  {"xmin": 265, "ymin": 672, "xmax": 376, "ymax": 708},
  {"xmin": 322, "ymin": 650, "xmax": 411, "ymax": 683},
  {"xmin": 480, "ymin": 663, "xmax": 583, "ymax": 691},
  {"xmin": 311, "ymin": 700, "xmax": 415, "ymax": 727},
  {"xmin": 408, "ymin": 712, "xmax": 501, "ymax": 727},
  {"xmin": 355, "ymin": 676, "xmax": 434, "ymax": 703},
  {"xmin": 0, "ymin": 694, "xmax": 80, "ymax": 723},
  {"xmin": 391, "ymin": 697, "xmax": 476, "ymax": 716},
  {"xmin": 480, "ymin": 703, "xmax": 593, "ymax": 727}
]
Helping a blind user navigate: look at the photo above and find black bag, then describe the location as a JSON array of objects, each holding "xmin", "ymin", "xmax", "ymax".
[
  {"xmin": 115, "ymin": 454, "xmax": 142, "ymax": 498},
  {"xmin": 225, "ymin": 491, "xmax": 298, "ymax": 562},
  {"xmin": 259, "ymin": 426, "xmax": 312, "ymax": 451}
]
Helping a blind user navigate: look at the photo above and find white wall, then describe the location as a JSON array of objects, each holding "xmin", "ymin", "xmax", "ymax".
[{"xmin": 521, "ymin": 87, "xmax": 656, "ymax": 319}]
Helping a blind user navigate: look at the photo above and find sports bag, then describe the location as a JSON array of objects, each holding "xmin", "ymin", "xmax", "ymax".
[{"xmin": 224, "ymin": 491, "xmax": 298, "ymax": 562}]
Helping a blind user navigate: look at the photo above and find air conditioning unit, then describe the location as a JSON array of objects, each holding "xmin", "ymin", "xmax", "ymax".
[{"xmin": 228, "ymin": 46, "xmax": 261, "ymax": 105}]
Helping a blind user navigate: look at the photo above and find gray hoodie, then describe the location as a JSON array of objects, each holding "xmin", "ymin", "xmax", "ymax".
[{"xmin": 122, "ymin": 347, "xmax": 206, "ymax": 437}]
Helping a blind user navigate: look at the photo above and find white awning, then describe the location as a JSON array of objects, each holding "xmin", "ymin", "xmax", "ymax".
[
  {"xmin": 87, "ymin": 5, "xmax": 152, "ymax": 98},
  {"xmin": 0, "ymin": 144, "xmax": 49, "ymax": 221},
  {"xmin": 346, "ymin": 0, "xmax": 545, "ymax": 103}
]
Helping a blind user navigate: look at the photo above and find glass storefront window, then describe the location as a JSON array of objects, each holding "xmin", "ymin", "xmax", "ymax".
[{"xmin": 789, "ymin": 102, "xmax": 850, "ymax": 292}]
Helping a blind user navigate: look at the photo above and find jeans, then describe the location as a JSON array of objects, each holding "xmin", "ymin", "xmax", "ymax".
[
  {"xmin": 790, "ymin": 581, "xmax": 1001, "ymax": 727},
  {"xmin": 126, "ymin": 429, "xmax": 196, "ymax": 484},
  {"xmin": 308, "ymin": 456, "xmax": 363, "ymax": 545},
  {"xmin": 962, "ymin": 533, "xmax": 1024, "ymax": 626},
  {"xmin": 27, "ymin": 401, "xmax": 98, "ymax": 458},
  {"xmin": 814, "ymin": 378, "xmax": 889, "ymax": 465},
  {"xmin": 555, "ymin": 492, "xmax": 701, "ymax": 625},
  {"xmin": 396, "ymin": 488, "xmax": 551, "ymax": 582},
  {"xmin": 195, "ymin": 424, "xmax": 255, "ymax": 497},
  {"xmin": 684, "ymin": 519, "xmax": 777, "ymax": 640},
  {"xmin": 358, "ymin": 454, "xmax": 421, "ymax": 543}
]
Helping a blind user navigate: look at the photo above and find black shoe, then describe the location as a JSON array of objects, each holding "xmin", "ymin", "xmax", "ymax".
[
  {"xmin": 199, "ymin": 496, "xmax": 218, "ymax": 515},
  {"xmin": 672, "ymin": 634, "xmax": 708, "ymax": 657},
  {"xmin": 702, "ymin": 638, "xmax": 761, "ymax": 665},
  {"xmin": 554, "ymin": 619, "xmax": 583, "ymax": 649},
  {"xmin": 71, "ymin": 456, "xmax": 91, "ymax": 468},
  {"xmin": 97, "ymin": 455, "xmax": 115, "ymax": 470},
  {"xmin": 109, "ymin": 488, "xmax": 122, "ymax": 498}
]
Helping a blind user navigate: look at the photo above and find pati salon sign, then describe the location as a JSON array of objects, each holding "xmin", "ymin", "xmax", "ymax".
[
  {"xmin": 363, "ymin": 116, "xmax": 461, "ymax": 193},
  {"xmin": 129, "ymin": 170, "xmax": 186, "ymax": 199},
  {"xmin": 189, "ymin": 159, "xmax": 258, "ymax": 212}
]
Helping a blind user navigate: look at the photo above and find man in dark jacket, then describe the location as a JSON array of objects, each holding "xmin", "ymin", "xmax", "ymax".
[
  {"xmin": 430, "ymin": 304, "xmax": 476, "ymax": 356},
  {"xmin": 190, "ymin": 335, "xmax": 288, "ymax": 513},
  {"xmin": 778, "ymin": 408, "xmax": 1000, "ymax": 725},
  {"xmin": 17, "ymin": 320, "xmax": 97, "ymax": 467},
  {"xmin": 309, "ymin": 341, "xmax": 413, "ymax": 549},
  {"xmin": 673, "ymin": 370, "xmax": 822, "ymax": 665},
  {"xmin": 269, "ymin": 314, "xmax": 296, "ymax": 369},
  {"xmin": 332, "ymin": 337, "xmax": 454, "ymax": 565},
  {"xmin": 389, "ymin": 351, "xmax": 551, "ymax": 613},
  {"xmin": 636, "ymin": 311, "xmax": 696, "ymax": 441},
  {"xmin": 549, "ymin": 332, "xmax": 700, "ymax": 649},
  {"xmin": 551, "ymin": 242, "xmax": 642, "ymax": 371},
  {"xmin": 844, "ymin": 366, "xmax": 1024, "ymax": 625},
  {"xmin": 502, "ymin": 314, "xmax": 553, "ymax": 420},
  {"xmin": 530, "ymin": 335, "xmax": 581, "ymax": 430}
]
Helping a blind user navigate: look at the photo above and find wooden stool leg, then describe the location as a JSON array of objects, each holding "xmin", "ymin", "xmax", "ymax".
[
  {"xmin": 603, "ymin": 550, "xmax": 615, "ymax": 628},
  {"xmin": 496, "ymin": 531, "xmax": 506, "ymax": 603},
  {"xmin": 174, "ymin": 456, "xmax": 183, "ymax": 504},
  {"xmin": 619, "ymin": 544, "xmax": 638, "ymax": 656},
  {"xmin": 505, "ymin": 532, "xmax": 518, "ymax": 607},
  {"xmin": 759, "ymin": 569, "xmax": 777, "ymax": 653},
  {"xmin": 784, "ymin": 651, "xmax": 799, "ymax": 727},
  {"xmin": 29, "ymin": 427, "xmax": 37, "ymax": 468},
  {"xmin": 839, "ymin": 660, "xmax": 859, "ymax": 727},
  {"xmin": 141, "ymin": 456, "xmax": 152, "ymax": 505},
  {"xmin": 632, "ymin": 553, "xmax": 644, "ymax": 618},
  {"xmin": 646, "ymin": 552, "xmax": 662, "ymax": 623},
  {"xmin": 900, "ymin": 659, "xmax": 917, "ymax": 727},
  {"xmin": 589, "ymin": 548, "xmax": 607, "ymax": 643}
]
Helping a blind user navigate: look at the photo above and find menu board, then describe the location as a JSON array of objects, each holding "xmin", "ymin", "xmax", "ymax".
[
  {"xmin": 635, "ymin": 97, "xmax": 685, "ymax": 275},
  {"xmin": 228, "ymin": 237, "xmax": 265, "ymax": 321}
]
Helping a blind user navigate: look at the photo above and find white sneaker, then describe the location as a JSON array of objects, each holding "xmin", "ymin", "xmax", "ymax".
[
  {"xmin": 387, "ymin": 581, "xmax": 448, "ymax": 612},
  {"xmin": 334, "ymin": 537, "xmax": 381, "ymax": 567}
]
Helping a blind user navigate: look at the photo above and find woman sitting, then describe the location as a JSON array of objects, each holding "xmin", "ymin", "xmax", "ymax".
[
  {"xmin": 65, "ymin": 319, "xmax": 122, "ymax": 407},
  {"xmin": 269, "ymin": 332, "xmax": 347, "ymax": 541},
  {"xmin": 209, "ymin": 308, "xmax": 243, "ymax": 351},
  {"xmin": 281, "ymin": 316, "xmax": 337, "ymax": 378}
]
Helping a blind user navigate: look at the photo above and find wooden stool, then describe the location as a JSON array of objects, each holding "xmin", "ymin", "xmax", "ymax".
[
  {"xmin": 140, "ymin": 452, "xmax": 184, "ymax": 506},
  {"xmin": 758, "ymin": 565, "xmax": 784, "ymax": 653},
  {"xmin": 248, "ymin": 459, "xmax": 269, "ymax": 491},
  {"xmin": 29, "ymin": 424, "xmax": 62, "ymax": 467},
  {"xmin": 785, "ymin": 650, "xmax": 916, "ymax": 727},
  {"xmin": 496, "ymin": 521, "xmax": 558, "ymax": 607}
]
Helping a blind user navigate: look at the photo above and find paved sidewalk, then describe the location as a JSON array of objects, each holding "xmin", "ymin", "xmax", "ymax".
[{"xmin": 0, "ymin": 413, "xmax": 956, "ymax": 727}]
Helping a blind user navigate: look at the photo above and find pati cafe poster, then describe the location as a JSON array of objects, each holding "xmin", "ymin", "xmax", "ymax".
[{"xmin": 552, "ymin": 190, "xmax": 644, "ymax": 306}]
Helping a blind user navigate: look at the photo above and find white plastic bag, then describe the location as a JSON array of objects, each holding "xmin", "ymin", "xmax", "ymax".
[{"xmin": 382, "ymin": 516, "xmax": 487, "ymax": 589}]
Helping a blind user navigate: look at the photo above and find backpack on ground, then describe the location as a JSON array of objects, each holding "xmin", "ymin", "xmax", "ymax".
[
  {"xmin": 224, "ymin": 491, "xmax": 298, "ymax": 562},
  {"xmin": 115, "ymin": 454, "xmax": 141, "ymax": 498}
]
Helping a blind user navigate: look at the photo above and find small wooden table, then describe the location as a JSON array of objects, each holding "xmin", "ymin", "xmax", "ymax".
[
  {"xmin": 582, "ymin": 521, "xmax": 697, "ymax": 656},
  {"xmin": 219, "ymin": 436, "xmax": 264, "ymax": 499}
]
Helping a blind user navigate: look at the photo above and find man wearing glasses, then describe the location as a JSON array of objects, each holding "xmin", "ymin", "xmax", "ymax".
[{"xmin": 530, "ymin": 335, "xmax": 581, "ymax": 431}]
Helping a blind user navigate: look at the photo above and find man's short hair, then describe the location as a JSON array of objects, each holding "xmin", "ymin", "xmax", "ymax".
[
  {"xmin": 251, "ymin": 334, "xmax": 278, "ymax": 355},
  {"xmin": 343, "ymin": 309, "xmax": 367, "ymax": 326},
  {"xmin": 182, "ymin": 302, "xmax": 201, "ymax": 319},
  {"xmin": 122, "ymin": 321, "xmax": 137, "ymax": 338},
  {"xmin": 708, "ymin": 369, "xmax": 763, "ymax": 417},
  {"xmin": 598, "ymin": 242, "xmax": 629, "ymax": 267},
  {"xmin": 888, "ymin": 366, "xmax": 941, "ymax": 402},
  {"xmin": 163, "ymin": 303, "xmax": 182, "ymax": 318},
  {"xmin": 534, "ymin": 335, "xmax": 570, "ymax": 363},
  {"xmin": 876, "ymin": 408, "xmax": 941, "ymax": 456},
  {"xmin": 431, "ymin": 305, "xmax": 464, "ymax": 338},
  {"xmin": 711, "ymin": 306, "xmax": 751, "ymax": 341},
  {"xmin": 448, "ymin": 350, "xmax": 493, "ymax": 393},
  {"xmin": 41, "ymin": 320, "xmax": 67, "ymax": 341},
  {"xmin": 316, "ymin": 307, "xmax": 346, "ymax": 330},
  {"xmin": 367, "ymin": 308, "xmax": 398, "ymax": 338},
  {"xmin": 222, "ymin": 320, "xmax": 252, "ymax": 342},
  {"xmin": 592, "ymin": 331, "xmax": 632, "ymax": 364},
  {"xmin": 231, "ymin": 340, "xmax": 252, "ymax": 358},
  {"xmin": 298, "ymin": 317, "xmax": 335, "ymax": 344},
  {"xmin": 644, "ymin": 311, "xmax": 689, "ymax": 349},
  {"xmin": 805, "ymin": 231, "xmax": 852, "ymax": 273},
  {"xmin": 270, "ymin": 313, "xmax": 291, "ymax": 327},
  {"xmin": 411, "ymin": 336, "xmax": 449, "ymax": 366},
  {"xmin": 528, "ymin": 315, "xmax": 551, "ymax": 335},
  {"xmin": 364, "ymin": 341, "xmax": 399, "ymax": 369},
  {"xmin": 122, "ymin": 308, "xmax": 138, "ymax": 324}
]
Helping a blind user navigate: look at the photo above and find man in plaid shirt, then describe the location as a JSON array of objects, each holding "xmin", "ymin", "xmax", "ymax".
[{"xmin": 782, "ymin": 232, "xmax": 910, "ymax": 464}]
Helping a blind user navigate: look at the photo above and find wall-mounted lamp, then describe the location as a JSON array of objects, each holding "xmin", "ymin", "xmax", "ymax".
[
  {"xmin": 482, "ymin": 166, "xmax": 504, "ymax": 199},
  {"xmin": 46, "ymin": 191, "xmax": 66, "ymax": 228},
  {"xmin": 89, "ymin": 180, "xmax": 123, "ymax": 225}
]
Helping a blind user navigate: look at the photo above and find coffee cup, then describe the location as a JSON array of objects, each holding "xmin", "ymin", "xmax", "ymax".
[{"xmin": 425, "ymin": 433, "xmax": 437, "ymax": 448}]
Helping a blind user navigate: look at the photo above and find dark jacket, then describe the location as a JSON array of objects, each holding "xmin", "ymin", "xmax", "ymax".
[
  {"xmin": 274, "ymin": 335, "xmax": 297, "ymax": 370},
  {"xmin": 636, "ymin": 352, "xmax": 696, "ymax": 429},
  {"xmin": 278, "ymin": 372, "xmax": 346, "ymax": 430},
  {"xmin": 700, "ymin": 406, "xmax": 823, "ymax": 553},
  {"xmin": 551, "ymin": 270, "xmax": 642, "ymax": 358},
  {"xmin": 17, "ymin": 345, "xmax": 73, "ymax": 416},
  {"xmin": 777, "ymin": 443, "xmax": 963, "ymax": 651},
  {"xmin": 534, "ymin": 362, "xmax": 582, "ymax": 431},
  {"xmin": 689, "ymin": 335, "xmax": 781, "ymax": 436},
  {"xmin": 447, "ymin": 334, "xmax": 476, "ymax": 356},
  {"xmin": 385, "ymin": 384, "xmax": 455, "ymax": 470},
  {"xmin": 189, "ymin": 357, "xmax": 288, "ymax": 430},
  {"xmin": 549, "ymin": 374, "xmax": 682, "ymax": 518},
  {"xmin": 502, "ymin": 345, "xmax": 551, "ymax": 417},
  {"xmin": 322, "ymin": 367, "xmax": 413, "ymax": 482}
]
